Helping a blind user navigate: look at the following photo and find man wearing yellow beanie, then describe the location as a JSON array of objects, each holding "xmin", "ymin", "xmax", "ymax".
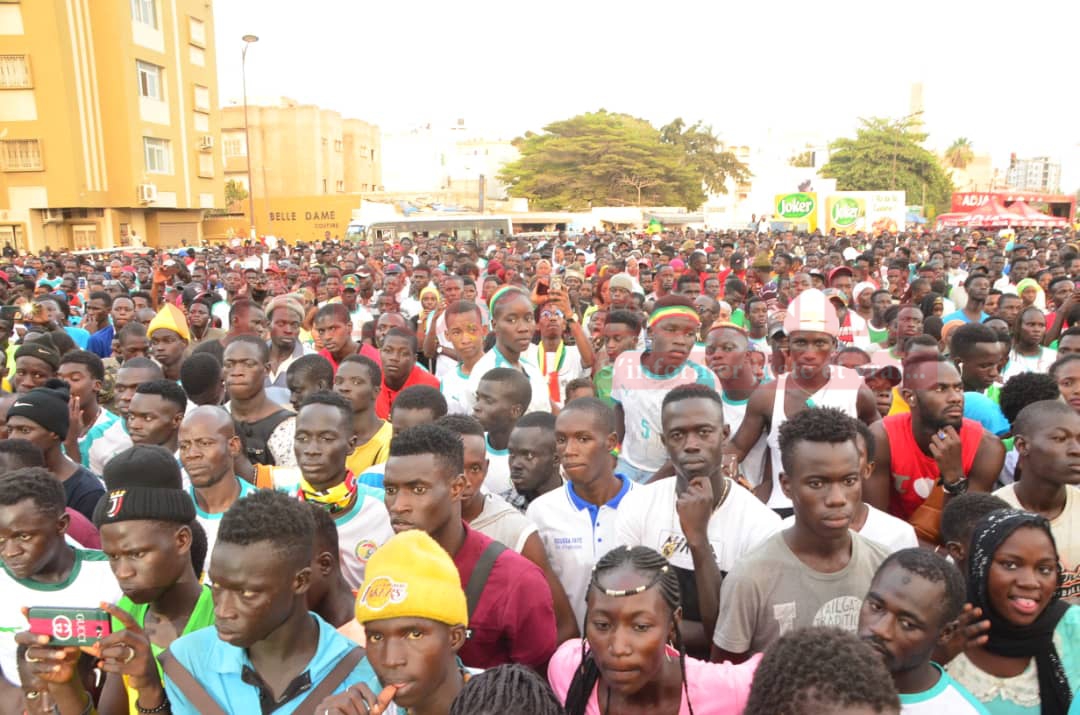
[
  {"xmin": 147, "ymin": 303, "xmax": 190, "ymax": 381},
  {"xmin": 316, "ymin": 530, "xmax": 470, "ymax": 715}
]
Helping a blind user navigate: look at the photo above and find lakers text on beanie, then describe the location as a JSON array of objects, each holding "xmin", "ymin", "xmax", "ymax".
[
  {"xmin": 355, "ymin": 530, "xmax": 468, "ymax": 627},
  {"xmin": 8, "ymin": 378, "xmax": 70, "ymax": 439},
  {"xmin": 92, "ymin": 445, "xmax": 195, "ymax": 527}
]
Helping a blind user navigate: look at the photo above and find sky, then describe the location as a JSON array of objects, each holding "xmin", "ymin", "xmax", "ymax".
[{"xmin": 214, "ymin": 0, "xmax": 1080, "ymax": 191}]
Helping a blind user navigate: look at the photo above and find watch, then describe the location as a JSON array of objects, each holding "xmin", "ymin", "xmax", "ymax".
[{"xmin": 939, "ymin": 475, "xmax": 969, "ymax": 496}]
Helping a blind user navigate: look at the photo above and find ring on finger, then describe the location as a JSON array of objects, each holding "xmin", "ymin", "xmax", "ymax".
[
  {"xmin": 121, "ymin": 644, "xmax": 136, "ymax": 664},
  {"xmin": 24, "ymin": 653, "xmax": 43, "ymax": 663}
]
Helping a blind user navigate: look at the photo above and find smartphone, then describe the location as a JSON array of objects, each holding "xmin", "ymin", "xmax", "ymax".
[
  {"xmin": 0, "ymin": 306, "xmax": 22, "ymax": 321},
  {"xmin": 27, "ymin": 606, "xmax": 111, "ymax": 646},
  {"xmin": 550, "ymin": 275, "xmax": 562, "ymax": 292}
]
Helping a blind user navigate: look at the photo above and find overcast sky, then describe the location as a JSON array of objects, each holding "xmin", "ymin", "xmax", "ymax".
[{"xmin": 214, "ymin": 0, "xmax": 1080, "ymax": 191}]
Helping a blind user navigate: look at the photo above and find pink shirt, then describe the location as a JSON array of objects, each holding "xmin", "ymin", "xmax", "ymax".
[{"xmin": 547, "ymin": 639, "xmax": 761, "ymax": 715}]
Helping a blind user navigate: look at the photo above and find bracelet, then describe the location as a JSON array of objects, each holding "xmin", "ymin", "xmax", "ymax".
[{"xmin": 136, "ymin": 694, "xmax": 170, "ymax": 714}]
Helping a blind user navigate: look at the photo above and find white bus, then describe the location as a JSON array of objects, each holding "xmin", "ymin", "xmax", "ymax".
[{"xmin": 345, "ymin": 215, "xmax": 512, "ymax": 244}]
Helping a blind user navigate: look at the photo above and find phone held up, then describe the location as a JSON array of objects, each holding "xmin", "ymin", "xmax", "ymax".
[{"xmin": 27, "ymin": 606, "xmax": 111, "ymax": 647}]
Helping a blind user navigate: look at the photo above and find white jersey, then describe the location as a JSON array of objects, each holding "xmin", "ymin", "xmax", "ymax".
[
  {"xmin": 441, "ymin": 364, "xmax": 473, "ymax": 416},
  {"xmin": 527, "ymin": 477, "xmax": 635, "ymax": 628},
  {"xmin": 191, "ymin": 478, "xmax": 258, "ymax": 562},
  {"xmin": 462, "ymin": 344, "xmax": 552, "ymax": 417},
  {"xmin": 88, "ymin": 419, "xmax": 133, "ymax": 475},
  {"xmin": 331, "ymin": 493, "xmax": 394, "ymax": 590},
  {"xmin": 900, "ymin": 664, "xmax": 990, "ymax": 715},
  {"xmin": 482, "ymin": 436, "xmax": 511, "ymax": 496},
  {"xmin": 722, "ymin": 393, "xmax": 767, "ymax": 488},
  {"xmin": 615, "ymin": 477, "xmax": 780, "ymax": 575},
  {"xmin": 765, "ymin": 370, "xmax": 862, "ymax": 509},
  {"xmin": 611, "ymin": 351, "xmax": 718, "ymax": 472},
  {"xmin": 0, "ymin": 549, "xmax": 122, "ymax": 684},
  {"xmin": 538, "ymin": 344, "xmax": 589, "ymax": 410}
]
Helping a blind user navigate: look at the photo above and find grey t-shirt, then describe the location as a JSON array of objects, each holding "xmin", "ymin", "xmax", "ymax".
[{"xmin": 712, "ymin": 529, "xmax": 890, "ymax": 655}]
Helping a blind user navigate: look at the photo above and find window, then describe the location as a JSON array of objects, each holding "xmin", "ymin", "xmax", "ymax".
[
  {"xmin": 0, "ymin": 55, "xmax": 30, "ymax": 88},
  {"xmin": 188, "ymin": 45, "xmax": 205, "ymax": 66},
  {"xmin": 192, "ymin": 84, "xmax": 209, "ymax": 111},
  {"xmin": 143, "ymin": 137, "xmax": 170, "ymax": 174},
  {"xmin": 334, "ymin": 139, "xmax": 343, "ymax": 152},
  {"xmin": 1, "ymin": 139, "xmax": 42, "ymax": 171},
  {"xmin": 188, "ymin": 17, "xmax": 205, "ymax": 46},
  {"xmin": 336, "ymin": 180, "xmax": 344, "ymax": 192},
  {"xmin": 131, "ymin": 0, "xmax": 157, "ymax": 28},
  {"xmin": 222, "ymin": 132, "xmax": 246, "ymax": 158},
  {"xmin": 197, "ymin": 153, "xmax": 214, "ymax": 178},
  {"xmin": 322, "ymin": 178, "xmax": 327, "ymax": 193},
  {"xmin": 136, "ymin": 60, "xmax": 162, "ymax": 100},
  {"xmin": 193, "ymin": 111, "xmax": 209, "ymax": 132}
]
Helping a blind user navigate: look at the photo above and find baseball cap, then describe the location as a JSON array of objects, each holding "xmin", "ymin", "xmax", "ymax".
[{"xmin": 342, "ymin": 274, "xmax": 360, "ymax": 291}]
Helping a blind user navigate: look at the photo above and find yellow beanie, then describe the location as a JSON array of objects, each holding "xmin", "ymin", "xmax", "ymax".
[
  {"xmin": 147, "ymin": 303, "xmax": 190, "ymax": 342},
  {"xmin": 355, "ymin": 530, "xmax": 467, "ymax": 627}
]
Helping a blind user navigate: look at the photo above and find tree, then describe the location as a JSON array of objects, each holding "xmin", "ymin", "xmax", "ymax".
[
  {"xmin": 945, "ymin": 138, "xmax": 974, "ymax": 169},
  {"xmin": 659, "ymin": 118, "xmax": 750, "ymax": 194},
  {"xmin": 498, "ymin": 111, "xmax": 748, "ymax": 210},
  {"xmin": 224, "ymin": 179, "xmax": 248, "ymax": 208},
  {"xmin": 789, "ymin": 150, "xmax": 814, "ymax": 168},
  {"xmin": 821, "ymin": 117, "xmax": 955, "ymax": 215}
]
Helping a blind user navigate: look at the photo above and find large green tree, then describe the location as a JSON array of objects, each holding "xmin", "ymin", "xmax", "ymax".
[
  {"xmin": 821, "ymin": 117, "xmax": 954, "ymax": 215},
  {"xmin": 498, "ymin": 111, "xmax": 747, "ymax": 210}
]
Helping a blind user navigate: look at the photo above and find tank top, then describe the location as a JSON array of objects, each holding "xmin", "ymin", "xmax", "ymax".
[
  {"xmin": 882, "ymin": 413, "xmax": 983, "ymax": 521},
  {"xmin": 765, "ymin": 370, "xmax": 861, "ymax": 508}
]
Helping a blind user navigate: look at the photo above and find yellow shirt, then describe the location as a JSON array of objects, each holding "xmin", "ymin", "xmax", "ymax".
[
  {"xmin": 345, "ymin": 420, "xmax": 393, "ymax": 475},
  {"xmin": 887, "ymin": 386, "xmax": 910, "ymax": 416}
]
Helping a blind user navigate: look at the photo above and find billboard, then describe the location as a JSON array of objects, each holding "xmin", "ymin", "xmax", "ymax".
[
  {"xmin": 774, "ymin": 192, "xmax": 818, "ymax": 232},
  {"xmin": 823, "ymin": 191, "xmax": 905, "ymax": 234}
]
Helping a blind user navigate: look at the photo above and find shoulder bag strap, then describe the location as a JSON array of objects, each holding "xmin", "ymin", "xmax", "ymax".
[
  {"xmin": 294, "ymin": 646, "xmax": 366, "ymax": 713},
  {"xmin": 465, "ymin": 541, "xmax": 507, "ymax": 620},
  {"xmin": 157, "ymin": 649, "xmax": 229, "ymax": 715}
]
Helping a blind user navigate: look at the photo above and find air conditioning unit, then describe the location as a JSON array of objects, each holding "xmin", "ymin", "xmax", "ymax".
[
  {"xmin": 198, "ymin": 135, "xmax": 214, "ymax": 152},
  {"xmin": 137, "ymin": 183, "xmax": 158, "ymax": 204},
  {"xmin": 41, "ymin": 208, "xmax": 64, "ymax": 223}
]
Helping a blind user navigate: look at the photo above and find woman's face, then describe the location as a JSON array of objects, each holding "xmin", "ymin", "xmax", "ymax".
[
  {"xmin": 421, "ymin": 293, "xmax": 438, "ymax": 311},
  {"xmin": 586, "ymin": 570, "xmax": 676, "ymax": 698},
  {"xmin": 1022, "ymin": 286, "xmax": 1038, "ymax": 306},
  {"xmin": 1057, "ymin": 361, "xmax": 1080, "ymax": 413},
  {"xmin": 986, "ymin": 526, "xmax": 1059, "ymax": 627}
]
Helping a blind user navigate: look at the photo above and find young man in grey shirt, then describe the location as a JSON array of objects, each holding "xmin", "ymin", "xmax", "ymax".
[{"xmin": 712, "ymin": 407, "xmax": 890, "ymax": 661}]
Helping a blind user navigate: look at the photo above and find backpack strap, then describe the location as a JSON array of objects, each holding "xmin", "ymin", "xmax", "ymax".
[
  {"xmin": 158, "ymin": 649, "xmax": 228, "ymax": 715},
  {"xmin": 465, "ymin": 541, "xmax": 507, "ymax": 622},
  {"xmin": 294, "ymin": 646, "xmax": 366, "ymax": 713}
]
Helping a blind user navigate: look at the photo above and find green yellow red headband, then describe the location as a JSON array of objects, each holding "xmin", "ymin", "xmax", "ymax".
[
  {"xmin": 488, "ymin": 286, "xmax": 529, "ymax": 325},
  {"xmin": 648, "ymin": 305, "xmax": 701, "ymax": 329}
]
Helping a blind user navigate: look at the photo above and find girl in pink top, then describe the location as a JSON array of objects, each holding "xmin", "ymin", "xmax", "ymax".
[{"xmin": 548, "ymin": 545, "xmax": 760, "ymax": 715}]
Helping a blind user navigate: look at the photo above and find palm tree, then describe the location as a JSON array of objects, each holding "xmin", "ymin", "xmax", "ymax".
[{"xmin": 945, "ymin": 138, "xmax": 974, "ymax": 170}]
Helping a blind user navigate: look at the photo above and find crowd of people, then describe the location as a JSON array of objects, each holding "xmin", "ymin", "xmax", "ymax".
[{"xmin": 0, "ymin": 225, "xmax": 1077, "ymax": 714}]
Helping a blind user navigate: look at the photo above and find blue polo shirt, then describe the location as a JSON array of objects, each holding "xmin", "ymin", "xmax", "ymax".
[{"xmin": 164, "ymin": 613, "xmax": 379, "ymax": 714}]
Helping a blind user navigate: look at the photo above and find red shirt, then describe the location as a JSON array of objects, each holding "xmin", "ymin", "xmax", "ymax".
[
  {"xmin": 65, "ymin": 507, "xmax": 100, "ymax": 549},
  {"xmin": 375, "ymin": 364, "xmax": 440, "ymax": 419},
  {"xmin": 452, "ymin": 523, "xmax": 557, "ymax": 670}
]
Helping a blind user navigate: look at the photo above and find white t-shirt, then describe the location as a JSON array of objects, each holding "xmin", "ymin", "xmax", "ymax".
[
  {"xmin": 783, "ymin": 504, "xmax": 918, "ymax": 554},
  {"xmin": 900, "ymin": 663, "xmax": 990, "ymax": 714},
  {"xmin": 88, "ymin": 419, "xmax": 133, "ymax": 475},
  {"xmin": 441, "ymin": 364, "xmax": 473, "ymax": 416},
  {"xmin": 331, "ymin": 493, "xmax": 394, "ymax": 590},
  {"xmin": 722, "ymin": 393, "xmax": 767, "ymax": 488},
  {"xmin": 463, "ymin": 344, "xmax": 551, "ymax": 417},
  {"xmin": 615, "ymin": 477, "xmax": 780, "ymax": 575},
  {"xmin": 0, "ymin": 549, "xmax": 122, "ymax": 684},
  {"xmin": 995, "ymin": 483, "xmax": 1080, "ymax": 600},
  {"xmin": 528, "ymin": 477, "xmax": 635, "ymax": 628},
  {"xmin": 611, "ymin": 351, "xmax": 718, "ymax": 472},
  {"xmin": 539, "ymin": 344, "xmax": 589, "ymax": 410},
  {"xmin": 483, "ymin": 435, "xmax": 511, "ymax": 496},
  {"xmin": 471, "ymin": 494, "xmax": 537, "ymax": 554}
]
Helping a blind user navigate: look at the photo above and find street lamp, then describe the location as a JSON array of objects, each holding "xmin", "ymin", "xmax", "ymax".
[{"xmin": 241, "ymin": 34, "xmax": 259, "ymax": 239}]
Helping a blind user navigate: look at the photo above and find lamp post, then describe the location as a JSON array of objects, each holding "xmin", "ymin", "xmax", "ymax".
[{"xmin": 241, "ymin": 34, "xmax": 259, "ymax": 239}]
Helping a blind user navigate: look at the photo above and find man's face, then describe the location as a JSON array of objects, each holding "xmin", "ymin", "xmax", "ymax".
[
  {"xmin": 295, "ymin": 404, "xmax": 355, "ymax": 489},
  {"xmin": 111, "ymin": 297, "xmax": 135, "ymax": 330},
  {"xmin": 334, "ymin": 361, "xmax": 377, "ymax": 414},
  {"xmin": 384, "ymin": 453, "xmax": 464, "ymax": 535},
  {"xmin": 966, "ymin": 276, "xmax": 990, "ymax": 303},
  {"xmin": 209, "ymin": 541, "xmax": 306, "ymax": 649},
  {"xmin": 602, "ymin": 323, "xmax": 637, "ymax": 362},
  {"xmin": 100, "ymin": 520, "xmax": 189, "ymax": 604},
  {"xmin": 906, "ymin": 361, "xmax": 965, "ymax": 431},
  {"xmin": 126, "ymin": 393, "xmax": 181, "ymax": 446},
  {"xmin": 661, "ymin": 397, "xmax": 725, "ymax": 482},
  {"xmin": 780, "ymin": 438, "xmax": 862, "ymax": 539},
  {"xmin": 990, "ymin": 255, "xmax": 1006, "ymax": 276},
  {"xmin": 287, "ymin": 372, "xmax": 328, "ymax": 412},
  {"xmin": 224, "ymin": 341, "xmax": 268, "ymax": 401},
  {"xmin": 859, "ymin": 562, "xmax": 951, "ymax": 678},
  {"xmin": 1058, "ymin": 334, "xmax": 1080, "ymax": 357},
  {"xmin": 58, "ymin": 362, "xmax": 98, "ymax": 406},
  {"xmin": 705, "ymin": 328, "xmax": 749, "ymax": 381},
  {"xmin": 362, "ymin": 616, "xmax": 462, "ymax": 711},
  {"xmin": 0, "ymin": 499, "xmax": 66, "ymax": 580},
  {"xmin": 379, "ymin": 335, "xmax": 415, "ymax": 385},
  {"xmin": 85, "ymin": 297, "xmax": 109, "ymax": 325},
  {"xmin": 5, "ymin": 415, "xmax": 57, "ymax": 452},
  {"xmin": 958, "ymin": 342, "xmax": 1001, "ymax": 392},
  {"xmin": 507, "ymin": 425, "xmax": 557, "ymax": 494},
  {"xmin": 178, "ymin": 414, "xmax": 237, "ymax": 490},
  {"xmin": 113, "ymin": 367, "xmax": 158, "ymax": 416},
  {"xmin": 13, "ymin": 356, "xmax": 54, "ymax": 394},
  {"xmin": 648, "ymin": 315, "xmax": 697, "ymax": 363},
  {"xmin": 445, "ymin": 309, "xmax": 486, "ymax": 362},
  {"xmin": 1010, "ymin": 260, "xmax": 1030, "ymax": 283},
  {"xmin": 787, "ymin": 330, "xmax": 834, "ymax": 377},
  {"xmin": 1016, "ymin": 409, "xmax": 1080, "ymax": 488},
  {"xmin": 472, "ymin": 379, "xmax": 520, "ymax": 433},
  {"xmin": 896, "ymin": 307, "xmax": 924, "ymax": 339},
  {"xmin": 269, "ymin": 309, "xmax": 300, "ymax": 352},
  {"xmin": 997, "ymin": 296, "xmax": 1022, "ymax": 325},
  {"xmin": 150, "ymin": 329, "xmax": 187, "ymax": 368},
  {"xmin": 314, "ymin": 315, "xmax": 352, "ymax": 356}
]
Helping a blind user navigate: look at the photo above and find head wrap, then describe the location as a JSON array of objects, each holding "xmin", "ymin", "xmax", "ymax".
[
  {"xmin": 420, "ymin": 284, "xmax": 441, "ymax": 303},
  {"xmin": 147, "ymin": 303, "xmax": 190, "ymax": 342},
  {"xmin": 8, "ymin": 379, "xmax": 70, "ymax": 438},
  {"xmin": 967, "ymin": 509, "xmax": 1072, "ymax": 714},
  {"xmin": 92, "ymin": 445, "xmax": 195, "ymax": 527},
  {"xmin": 647, "ymin": 305, "xmax": 701, "ymax": 330},
  {"xmin": 355, "ymin": 530, "xmax": 467, "ymax": 627},
  {"xmin": 1014, "ymin": 278, "xmax": 1046, "ymax": 310}
]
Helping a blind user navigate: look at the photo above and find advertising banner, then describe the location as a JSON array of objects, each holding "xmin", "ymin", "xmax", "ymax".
[
  {"xmin": 774, "ymin": 192, "xmax": 818, "ymax": 232},
  {"xmin": 824, "ymin": 191, "xmax": 905, "ymax": 234}
]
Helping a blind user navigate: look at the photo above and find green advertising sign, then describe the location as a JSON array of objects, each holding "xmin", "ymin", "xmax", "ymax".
[
  {"xmin": 776, "ymin": 193, "xmax": 816, "ymax": 219},
  {"xmin": 830, "ymin": 197, "xmax": 862, "ymax": 227}
]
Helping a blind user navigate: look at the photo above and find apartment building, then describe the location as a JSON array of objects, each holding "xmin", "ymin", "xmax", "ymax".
[{"xmin": 0, "ymin": 0, "xmax": 222, "ymax": 252}]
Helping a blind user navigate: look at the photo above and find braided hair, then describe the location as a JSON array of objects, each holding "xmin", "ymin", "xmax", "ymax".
[
  {"xmin": 564, "ymin": 545, "xmax": 694, "ymax": 715},
  {"xmin": 449, "ymin": 664, "xmax": 565, "ymax": 715}
]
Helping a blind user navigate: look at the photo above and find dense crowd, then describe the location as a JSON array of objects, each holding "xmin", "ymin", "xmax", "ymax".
[{"xmin": 0, "ymin": 225, "xmax": 1077, "ymax": 715}]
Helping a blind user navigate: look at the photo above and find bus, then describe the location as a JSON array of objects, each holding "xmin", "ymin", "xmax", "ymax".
[{"xmin": 345, "ymin": 215, "xmax": 512, "ymax": 244}]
